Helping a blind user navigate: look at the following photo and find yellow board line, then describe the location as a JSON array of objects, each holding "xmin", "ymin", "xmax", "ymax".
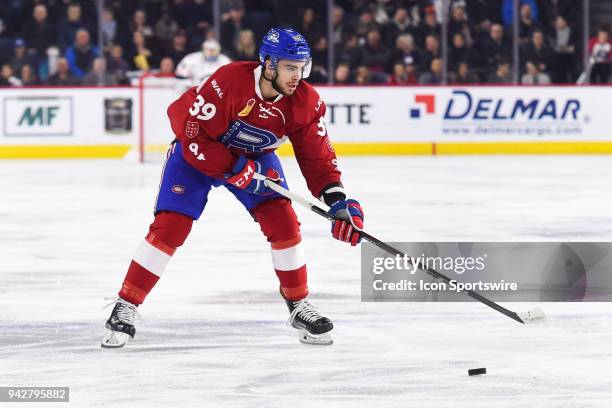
[
  {"xmin": 0, "ymin": 145, "xmax": 132, "ymax": 159},
  {"xmin": 4, "ymin": 141, "xmax": 612, "ymax": 159},
  {"xmin": 435, "ymin": 141, "xmax": 612, "ymax": 155}
]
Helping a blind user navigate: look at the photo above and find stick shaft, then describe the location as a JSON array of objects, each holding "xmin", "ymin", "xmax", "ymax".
[{"xmin": 262, "ymin": 178, "xmax": 525, "ymax": 324}]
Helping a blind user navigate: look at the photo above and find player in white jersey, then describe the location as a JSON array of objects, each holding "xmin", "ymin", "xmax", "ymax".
[{"xmin": 175, "ymin": 39, "xmax": 232, "ymax": 85}]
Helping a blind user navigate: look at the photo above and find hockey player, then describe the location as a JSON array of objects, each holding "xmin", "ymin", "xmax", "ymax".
[
  {"xmin": 175, "ymin": 39, "xmax": 232, "ymax": 85},
  {"xmin": 102, "ymin": 28, "xmax": 364, "ymax": 347}
]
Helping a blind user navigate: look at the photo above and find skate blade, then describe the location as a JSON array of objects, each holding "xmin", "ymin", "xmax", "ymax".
[
  {"xmin": 297, "ymin": 329, "xmax": 333, "ymax": 346},
  {"xmin": 101, "ymin": 330, "xmax": 130, "ymax": 348}
]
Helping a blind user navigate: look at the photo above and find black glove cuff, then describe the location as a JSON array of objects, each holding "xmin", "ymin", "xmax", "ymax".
[{"xmin": 319, "ymin": 183, "xmax": 346, "ymax": 207}]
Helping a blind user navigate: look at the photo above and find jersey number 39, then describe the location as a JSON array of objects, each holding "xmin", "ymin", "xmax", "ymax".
[{"xmin": 189, "ymin": 95, "xmax": 216, "ymax": 120}]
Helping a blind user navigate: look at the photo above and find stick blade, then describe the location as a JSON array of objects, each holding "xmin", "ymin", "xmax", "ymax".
[{"xmin": 517, "ymin": 307, "xmax": 547, "ymax": 324}]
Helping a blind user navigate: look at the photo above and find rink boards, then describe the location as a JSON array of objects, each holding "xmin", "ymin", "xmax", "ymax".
[{"xmin": 1, "ymin": 84, "xmax": 612, "ymax": 158}]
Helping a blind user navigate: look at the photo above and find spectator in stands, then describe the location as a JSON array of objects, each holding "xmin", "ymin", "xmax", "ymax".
[
  {"xmin": 19, "ymin": 64, "xmax": 39, "ymax": 86},
  {"xmin": 0, "ymin": 64, "xmax": 23, "ymax": 86},
  {"xmin": 331, "ymin": 5, "xmax": 345, "ymax": 48},
  {"xmin": 370, "ymin": 1, "xmax": 394, "ymax": 25},
  {"xmin": 549, "ymin": 16, "xmax": 577, "ymax": 83},
  {"xmin": 131, "ymin": 9, "xmax": 154, "ymax": 40},
  {"xmin": 354, "ymin": 65, "xmax": 373, "ymax": 84},
  {"xmin": 521, "ymin": 61, "xmax": 550, "ymax": 84},
  {"xmin": 310, "ymin": 35, "xmax": 328, "ymax": 82},
  {"xmin": 447, "ymin": 3, "xmax": 474, "ymax": 47},
  {"xmin": 450, "ymin": 61, "xmax": 479, "ymax": 83},
  {"xmin": 10, "ymin": 39, "xmax": 36, "ymax": 75},
  {"xmin": 389, "ymin": 62, "xmax": 417, "ymax": 84},
  {"xmin": 21, "ymin": 4, "xmax": 56, "ymax": 59},
  {"xmin": 383, "ymin": 7, "xmax": 415, "ymax": 49},
  {"xmin": 176, "ymin": 39, "xmax": 231, "ymax": 84},
  {"xmin": 168, "ymin": 31, "xmax": 189, "ymax": 67},
  {"xmin": 334, "ymin": 62, "xmax": 353, "ymax": 84},
  {"xmin": 518, "ymin": 3, "xmax": 541, "ymax": 43},
  {"xmin": 220, "ymin": 3, "xmax": 244, "ymax": 55},
  {"xmin": 35, "ymin": 46, "xmax": 61, "ymax": 83},
  {"xmin": 298, "ymin": 8, "xmax": 323, "ymax": 44},
  {"xmin": 487, "ymin": 60, "xmax": 512, "ymax": 83},
  {"xmin": 522, "ymin": 30, "xmax": 552, "ymax": 76},
  {"xmin": 422, "ymin": 34, "xmax": 441, "ymax": 72},
  {"xmin": 337, "ymin": 33, "xmax": 361, "ymax": 71},
  {"xmin": 480, "ymin": 24, "xmax": 510, "ymax": 73},
  {"xmin": 502, "ymin": 0, "xmax": 539, "ymax": 30},
  {"xmin": 58, "ymin": 3, "xmax": 87, "ymax": 50},
  {"xmin": 107, "ymin": 45, "xmax": 130, "ymax": 84},
  {"xmin": 47, "ymin": 57, "xmax": 78, "ymax": 85},
  {"xmin": 358, "ymin": 28, "xmax": 389, "ymax": 73},
  {"xmin": 356, "ymin": 63, "xmax": 388, "ymax": 84},
  {"xmin": 449, "ymin": 32, "xmax": 477, "ymax": 71},
  {"xmin": 65, "ymin": 29, "xmax": 99, "ymax": 78},
  {"xmin": 100, "ymin": 7, "xmax": 124, "ymax": 53},
  {"xmin": 155, "ymin": 11, "xmax": 179, "ymax": 52},
  {"xmin": 416, "ymin": 7, "xmax": 440, "ymax": 47},
  {"xmin": 82, "ymin": 57, "xmax": 117, "ymax": 85},
  {"xmin": 388, "ymin": 33, "xmax": 422, "ymax": 72},
  {"xmin": 419, "ymin": 58, "xmax": 443, "ymax": 84},
  {"xmin": 156, "ymin": 57, "xmax": 175, "ymax": 77},
  {"xmin": 354, "ymin": 10, "xmax": 378, "ymax": 40},
  {"xmin": 129, "ymin": 30, "xmax": 156, "ymax": 72},
  {"xmin": 233, "ymin": 29, "xmax": 257, "ymax": 61},
  {"xmin": 588, "ymin": 27, "xmax": 612, "ymax": 84}
]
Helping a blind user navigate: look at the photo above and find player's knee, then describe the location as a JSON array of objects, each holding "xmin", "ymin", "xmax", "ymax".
[
  {"xmin": 252, "ymin": 198, "xmax": 301, "ymax": 244},
  {"xmin": 148, "ymin": 211, "xmax": 193, "ymax": 249}
]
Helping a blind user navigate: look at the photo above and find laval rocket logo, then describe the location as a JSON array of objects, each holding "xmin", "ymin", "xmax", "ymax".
[
  {"xmin": 267, "ymin": 30, "xmax": 279, "ymax": 43},
  {"xmin": 410, "ymin": 94, "xmax": 435, "ymax": 119}
]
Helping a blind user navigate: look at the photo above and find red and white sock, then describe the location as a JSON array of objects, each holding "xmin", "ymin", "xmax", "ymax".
[
  {"xmin": 272, "ymin": 235, "xmax": 308, "ymax": 301},
  {"xmin": 119, "ymin": 232, "xmax": 175, "ymax": 305},
  {"xmin": 118, "ymin": 211, "xmax": 192, "ymax": 305}
]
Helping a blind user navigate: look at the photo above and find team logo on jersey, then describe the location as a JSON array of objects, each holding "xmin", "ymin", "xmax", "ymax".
[
  {"xmin": 221, "ymin": 120, "xmax": 279, "ymax": 153},
  {"xmin": 267, "ymin": 30, "xmax": 279, "ymax": 43},
  {"xmin": 238, "ymin": 98, "xmax": 256, "ymax": 117},
  {"xmin": 172, "ymin": 185, "xmax": 185, "ymax": 194},
  {"xmin": 410, "ymin": 94, "xmax": 436, "ymax": 118},
  {"xmin": 185, "ymin": 121, "xmax": 199, "ymax": 138}
]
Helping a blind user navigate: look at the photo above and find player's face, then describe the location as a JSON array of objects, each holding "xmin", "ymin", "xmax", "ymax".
[{"xmin": 274, "ymin": 60, "xmax": 307, "ymax": 95}]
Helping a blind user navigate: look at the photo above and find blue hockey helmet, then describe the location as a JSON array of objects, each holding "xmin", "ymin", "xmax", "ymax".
[{"xmin": 259, "ymin": 28, "xmax": 312, "ymax": 78}]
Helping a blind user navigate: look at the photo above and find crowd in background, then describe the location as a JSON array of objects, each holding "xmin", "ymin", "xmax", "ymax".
[{"xmin": 0, "ymin": 0, "xmax": 610, "ymax": 87}]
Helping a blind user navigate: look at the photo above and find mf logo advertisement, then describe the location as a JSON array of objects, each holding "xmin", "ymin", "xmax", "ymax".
[{"xmin": 3, "ymin": 96, "xmax": 73, "ymax": 136}]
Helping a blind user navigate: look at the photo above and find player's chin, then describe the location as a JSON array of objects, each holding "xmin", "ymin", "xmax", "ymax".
[{"xmin": 283, "ymin": 84, "xmax": 298, "ymax": 95}]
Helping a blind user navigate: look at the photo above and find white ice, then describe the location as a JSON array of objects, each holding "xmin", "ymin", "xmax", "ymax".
[{"xmin": 1, "ymin": 155, "xmax": 612, "ymax": 407}]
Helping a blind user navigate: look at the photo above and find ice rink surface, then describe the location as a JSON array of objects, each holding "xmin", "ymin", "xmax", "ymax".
[{"xmin": 1, "ymin": 155, "xmax": 612, "ymax": 407}]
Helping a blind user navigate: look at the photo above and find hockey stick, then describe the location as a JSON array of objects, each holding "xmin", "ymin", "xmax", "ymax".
[{"xmin": 255, "ymin": 174, "xmax": 546, "ymax": 325}]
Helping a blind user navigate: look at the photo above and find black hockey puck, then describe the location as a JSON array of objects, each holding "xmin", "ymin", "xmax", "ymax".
[{"xmin": 468, "ymin": 368, "xmax": 487, "ymax": 376}]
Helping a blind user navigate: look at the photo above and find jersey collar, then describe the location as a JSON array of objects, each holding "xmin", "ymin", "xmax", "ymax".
[{"xmin": 254, "ymin": 65, "xmax": 284, "ymax": 103}]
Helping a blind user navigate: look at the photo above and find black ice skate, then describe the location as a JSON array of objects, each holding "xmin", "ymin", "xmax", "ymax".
[
  {"xmin": 286, "ymin": 298, "xmax": 333, "ymax": 345},
  {"xmin": 101, "ymin": 297, "xmax": 138, "ymax": 348}
]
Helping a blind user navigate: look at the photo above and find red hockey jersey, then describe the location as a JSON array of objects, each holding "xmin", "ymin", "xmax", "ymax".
[{"xmin": 167, "ymin": 61, "xmax": 341, "ymax": 198}]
